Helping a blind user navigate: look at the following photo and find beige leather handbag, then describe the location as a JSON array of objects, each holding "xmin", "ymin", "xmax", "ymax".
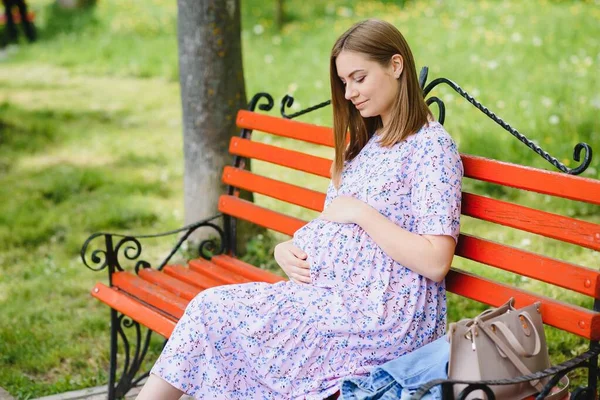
[{"xmin": 448, "ymin": 298, "xmax": 569, "ymax": 400}]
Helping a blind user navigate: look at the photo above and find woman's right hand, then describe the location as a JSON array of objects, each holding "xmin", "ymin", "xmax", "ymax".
[{"xmin": 274, "ymin": 240, "xmax": 311, "ymax": 284}]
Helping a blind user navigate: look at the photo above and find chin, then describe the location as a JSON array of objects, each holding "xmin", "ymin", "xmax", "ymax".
[{"xmin": 358, "ymin": 108, "xmax": 375, "ymax": 118}]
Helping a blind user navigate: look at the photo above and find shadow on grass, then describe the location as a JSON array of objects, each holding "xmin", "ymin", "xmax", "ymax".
[
  {"xmin": 0, "ymin": 101, "xmax": 127, "ymax": 160},
  {"xmin": 37, "ymin": 2, "xmax": 99, "ymax": 41},
  {"xmin": 0, "ymin": 161, "xmax": 169, "ymax": 251}
]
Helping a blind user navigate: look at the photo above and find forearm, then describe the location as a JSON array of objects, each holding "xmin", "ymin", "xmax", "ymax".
[{"xmin": 355, "ymin": 206, "xmax": 453, "ymax": 282}]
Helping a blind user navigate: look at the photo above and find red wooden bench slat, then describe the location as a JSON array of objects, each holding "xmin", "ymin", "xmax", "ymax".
[
  {"xmin": 189, "ymin": 258, "xmax": 253, "ymax": 285},
  {"xmin": 222, "ymin": 166, "xmax": 326, "ymax": 212},
  {"xmin": 457, "ymin": 234, "xmax": 600, "ymax": 298},
  {"xmin": 163, "ymin": 265, "xmax": 228, "ymax": 289},
  {"xmin": 112, "ymin": 272, "xmax": 187, "ymax": 319},
  {"xmin": 462, "ymin": 193, "xmax": 600, "ymax": 251},
  {"xmin": 138, "ymin": 268, "xmax": 200, "ymax": 301},
  {"xmin": 218, "ymin": 195, "xmax": 306, "ymax": 236},
  {"xmin": 236, "ymin": 110, "xmax": 334, "ymax": 146},
  {"xmin": 446, "ymin": 269, "xmax": 600, "ymax": 340},
  {"xmin": 211, "ymin": 255, "xmax": 286, "ymax": 284},
  {"xmin": 91, "ymin": 283, "xmax": 176, "ymax": 338},
  {"xmin": 462, "ymin": 154, "xmax": 600, "ymax": 205},
  {"xmin": 229, "ymin": 137, "xmax": 332, "ymax": 178}
]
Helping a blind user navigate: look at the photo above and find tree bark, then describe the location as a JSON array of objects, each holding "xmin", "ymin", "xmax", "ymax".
[{"xmin": 178, "ymin": 0, "xmax": 259, "ymax": 253}]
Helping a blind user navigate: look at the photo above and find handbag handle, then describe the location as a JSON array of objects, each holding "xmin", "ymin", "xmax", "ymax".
[
  {"xmin": 457, "ymin": 298, "xmax": 516, "ymax": 328},
  {"xmin": 489, "ymin": 312, "xmax": 541, "ymax": 358},
  {"xmin": 478, "ymin": 321, "xmax": 544, "ymax": 392},
  {"xmin": 479, "ymin": 320, "xmax": 570, "ymax": 400}
]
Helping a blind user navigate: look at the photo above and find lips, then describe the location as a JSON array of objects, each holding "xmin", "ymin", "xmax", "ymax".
[{"xmin": 354, "ymin": 100, "xmax": 368, "ymax": 109}]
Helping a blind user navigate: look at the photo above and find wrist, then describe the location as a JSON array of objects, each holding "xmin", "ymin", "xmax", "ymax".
[{"xmin": 354, "ymin": 202, "xmax": 375, "ymax": 226}]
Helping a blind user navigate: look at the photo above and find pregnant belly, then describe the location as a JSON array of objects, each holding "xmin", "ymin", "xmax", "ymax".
[{"xmin": 293, "ymin": 219, "xmax": 366, "ymax": 289}]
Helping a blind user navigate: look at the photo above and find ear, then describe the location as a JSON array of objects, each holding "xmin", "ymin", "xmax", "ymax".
[{"xmin": 391, "ymin": 54, "xmax": 404, "ymax": 79}]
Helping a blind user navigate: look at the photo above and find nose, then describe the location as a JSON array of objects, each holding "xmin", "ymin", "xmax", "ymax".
[{"xmin": 344, "ymin": 84, "xmax": 357, "ymax": 101}]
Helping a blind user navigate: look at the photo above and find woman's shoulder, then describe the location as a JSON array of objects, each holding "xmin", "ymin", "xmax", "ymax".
[
  {"xmin": 415, "ymin": 120, "xmax": 453, "ymax": 141},
  {"xmin": 409, "ymin": 121, "xmax": 458, "ymax": 151}
]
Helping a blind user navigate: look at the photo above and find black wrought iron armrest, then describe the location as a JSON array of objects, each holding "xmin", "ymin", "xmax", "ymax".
[
  {"xmin": 80, "ymin": 214, "xmax": 225, "ymax": 279},
  {"xmin": 410, "ymin": 345, "xmax": 600, "ymax": 400}
]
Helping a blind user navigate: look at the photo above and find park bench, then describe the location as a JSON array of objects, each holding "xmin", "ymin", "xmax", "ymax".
[{"xmin": 81, "ymin": 69, "xmax": 600, "ymax": 399}]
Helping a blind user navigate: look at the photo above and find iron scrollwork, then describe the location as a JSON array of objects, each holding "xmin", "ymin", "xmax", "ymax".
[
  {"xmin": 280, "ymin": 94, "xmax": 331, "ymax": 119},
  {"xmin": 418, "ymin": 66, "xmax": 593, "ymax": 175},
  {"xmin": 80, "ymin": 214, "xmax": 226, "ymax": 278},
  {"xmin": 110, "ymin": 314, "xmax": 154, "ymax": 399}
]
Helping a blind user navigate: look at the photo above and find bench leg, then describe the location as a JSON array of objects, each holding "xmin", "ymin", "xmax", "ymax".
[
  {"xmin": 586, "ymin": 343, "xmax": 599, "ymax": 400},
  {"xmin": 108, "ymin": 309, "xmax": 156, "ymax": 400}
]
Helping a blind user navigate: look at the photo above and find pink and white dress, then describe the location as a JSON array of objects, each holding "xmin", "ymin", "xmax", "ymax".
[{"xmin": 151, "ymin": 121, "xmax": 463, "ymax": 399}]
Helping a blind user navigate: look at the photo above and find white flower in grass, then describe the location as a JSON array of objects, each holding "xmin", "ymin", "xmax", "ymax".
[
  {"xmin": 511, "ymin": 32, "xmax": 522, "ymax": 43},
  {"xmin": 504, "ymin": 15, "xmax": 515, "ymax": 27},
  {"xmin": 532, "ymin": 36, "xmax": 543, "ymax": 47},
  {"xmin": 314, "ymin": 80, "xmax": 323, "ymax": 89},
  {"xmin": 291, "ymin": 101, "xmax": 301, "ymax": 111},
  {"xmin": 253, "ymin": 24, "xmax": 264, "ymax": 35},
  {"xmin": 487, "ymin": 60, "xmax": 499, "ymax": 70},
  {"xmin": 272, "ymin": 36, "xmax": 282, "ymax": 45},
  {"xmin": 470, "ymin": 88, "xmax": 480, "ymax": 98},
  {"xmin": 288, "ymin": 82, "xmax": 298, "ymax": 93},
  {"xmin": 264, "ymin": 54, "xmax": 274, "ymax": 64},
  {"xmin": 520, "ymin": 238, "xmax": 531, "ymax": 247},
  {"xmin": 541, "ymin": 97, "xmax": 553, "ymax": 108},
  {"xmin": 591, "ymin": 96, "xmax": 600, "ymax": 109},
  {"xmin": 496, "ymin": 100, "xmax": 505, "ymax": 109},
  {"xmin": 549, "ymin": 115, "xmax": 560, "ymax": 125},
  {"xmin": 470, "ymin": 54, "xmax": 479, "ymax": 64}
]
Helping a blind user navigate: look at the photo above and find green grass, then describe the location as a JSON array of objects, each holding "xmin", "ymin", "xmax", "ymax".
[{"xmin": 0, "ymin": 0, "xmax": 599, "ymax": 397}]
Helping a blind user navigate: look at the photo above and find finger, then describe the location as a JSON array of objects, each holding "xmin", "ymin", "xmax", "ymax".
[
  {"xmin": 292, "ymin": 273, "xmax": 311, "ymax": 284},
  {"xmin": 295, "ymin": 259, "xmax": 311, "ymax": 270},
  {"xmin": 289, "ymin": 246, "xmax": 308, "ymax": 260},
  {"xmin": 291, "ymin": 265, "xmax": 311, "ymax": 277}
]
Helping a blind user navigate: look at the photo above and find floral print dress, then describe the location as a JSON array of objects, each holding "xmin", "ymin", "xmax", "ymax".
[{"xmin": 151, "ymin": 121, "xmax": 463, "ymax": 399}]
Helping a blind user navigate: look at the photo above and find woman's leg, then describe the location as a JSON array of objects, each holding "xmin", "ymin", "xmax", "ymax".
[{"xmin": 136, "ymin": 374, "xmax": 185, "ymax": 400}]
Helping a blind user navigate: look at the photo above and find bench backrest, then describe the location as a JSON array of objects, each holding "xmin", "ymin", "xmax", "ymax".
[{"xmin": 219, "ymin": 110, "xmax": 600, "ymax": 341}]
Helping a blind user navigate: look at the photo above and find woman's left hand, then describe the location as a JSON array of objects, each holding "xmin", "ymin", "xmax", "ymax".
[{"xmin": 319, "ymin": 196, "xmax": 370, "ymax": 224}]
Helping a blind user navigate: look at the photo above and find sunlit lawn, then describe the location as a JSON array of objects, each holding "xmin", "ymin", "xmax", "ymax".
[{"xmin": 0, "ymin": 0, "xmax": 599, "ymax": 397}]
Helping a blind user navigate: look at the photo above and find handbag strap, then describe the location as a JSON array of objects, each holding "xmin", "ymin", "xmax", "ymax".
[
  {"xmin": 489, "ymin": 312, "xmax": 541, "ymax": 357},
  {"xmin": 478, "ymin": 322, "xmax": 570, "ymax": 399},
  {"xmin": 478, "ymin": 321, "xmax": 544, "ymax": 391}
]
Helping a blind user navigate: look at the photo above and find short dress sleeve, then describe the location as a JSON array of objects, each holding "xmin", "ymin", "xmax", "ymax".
[{"xmin": 410, "ymin": 128, "xmax": 463, "ymax": 242}]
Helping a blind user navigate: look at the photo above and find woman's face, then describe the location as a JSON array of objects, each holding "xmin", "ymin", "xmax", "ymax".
[{"xmin": 335, "ymin": 50, "xmax": 402, "ymax": 127}]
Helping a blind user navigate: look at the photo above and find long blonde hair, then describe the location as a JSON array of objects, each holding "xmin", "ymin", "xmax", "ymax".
[{"xmin": 330, "ymin": 19, "xmax": 432, "ymax": 188}]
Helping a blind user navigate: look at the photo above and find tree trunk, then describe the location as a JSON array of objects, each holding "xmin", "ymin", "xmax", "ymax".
[
  {"xmin": 275, "ymin": 0, "xmax": 284, "ymax": 31},
  {"xmin": 178, "ymin": 0, "xmax": 259, "ymax": 253}
]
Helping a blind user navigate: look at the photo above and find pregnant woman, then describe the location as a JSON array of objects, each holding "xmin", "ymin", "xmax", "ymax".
[{"xmin": 137, "ymin": 18, "xmax": 463, "ymax": 400}]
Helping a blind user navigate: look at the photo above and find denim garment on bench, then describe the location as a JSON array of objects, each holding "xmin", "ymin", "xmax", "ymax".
[{"xmin": 339, "ymin": 336, "xmax": 449, "ymax": 400}]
